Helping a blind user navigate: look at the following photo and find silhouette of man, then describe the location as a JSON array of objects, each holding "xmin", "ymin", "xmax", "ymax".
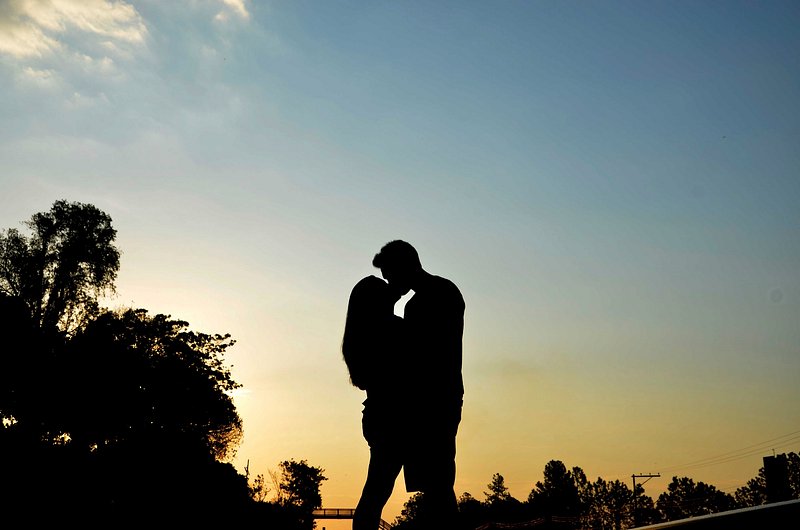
[{"xmin": 372, "ymin": 240, "xmax": 465, "ymax": 530}]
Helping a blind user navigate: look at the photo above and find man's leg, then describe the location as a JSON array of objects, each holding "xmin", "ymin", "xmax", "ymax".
[
  {"xmin": 418, "ymin": 405, "xmax": 461, "ymax": 530},
  {"xmin": 353, "ymin": 445, "xmax": 402, "ymax": 530},
  {"xmin": 419, "ymin": 482, "xmax": 458, "ymax": 529}
]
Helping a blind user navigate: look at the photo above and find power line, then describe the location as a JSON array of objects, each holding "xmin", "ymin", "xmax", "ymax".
[{"xmin": 658, "ymin": 429, "xmax": 800, "ymax": 474}]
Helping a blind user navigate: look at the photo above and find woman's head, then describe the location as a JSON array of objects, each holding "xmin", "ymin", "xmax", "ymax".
[{"xmin": 348, "ymin": 275, "xmax": 394, "ymax": 316}]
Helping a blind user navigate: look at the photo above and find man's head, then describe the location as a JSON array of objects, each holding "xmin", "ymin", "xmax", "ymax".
[{"xmin": 372, "ymin": 240, "xmax": 422, "ymax": 294}]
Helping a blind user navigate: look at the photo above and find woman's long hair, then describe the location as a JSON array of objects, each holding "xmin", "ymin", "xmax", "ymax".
[{"xmin": 342, "ymin": 276, "xmax": 395, "ymax": 390}]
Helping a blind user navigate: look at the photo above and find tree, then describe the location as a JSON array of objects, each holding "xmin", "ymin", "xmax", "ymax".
[
  {"xmin": 485, "ymin": 472, "xmax": 513, "ymax": 505},
  {"xmin": 483, "ymin": 472, "xmax": 524, "ymax": 523},
  {"xmin": 585, "ymin": 478, "xmax": 635, "ymax": 530},
  {"xmin": 393, "ymin": 492, "xmax": 425, "ymax": 529},
  {"xmin": 250, "ymin": 473, "xmax": 271, "ymax": 502},
  {"xmin": 735, "ymin": 467, "xmax": 768, "ymax": 507},
  {"xmin": 735, "ymin": 452, "xmax": 800, "ymax": 507},
  {"xmin": 276, "ymin": 459, "xmax": 328, "ymax": 529},
  {"xmin": 1, "ymin": 306, "xmax": 246, "ymax": 517},
  {"xmin": 0, "ymin": 293, "xmax": 43, "ymax": 433},
  {"xmin": 63, "ymin": 308, "xmax": 243, "ymax": 460},
  {"xmin": 457, "ymin": 491, "xmax": 486, "ymax": 529},
  {"xmin": 657, "ymin": 476, "xmax": 736, "ymax": 521},
  {"xmin": 528, "ymin": 460, "xmax": 583, "ymax": 520},
  {"xmin": 0, "ymin": 200, "xmax": 120, "ymax": 334},
  {"xmin": 1, "ymin": 202, "xmax": 251, "ymax": 521},
  {"xmin": 788, "ymin": 452, "xmax": 800, "ymax": 498}
]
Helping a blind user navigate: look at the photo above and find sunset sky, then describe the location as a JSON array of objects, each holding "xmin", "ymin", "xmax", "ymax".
[{"xmin": 1, "ymin": 1, "xmax": 799, "ymax": 524}]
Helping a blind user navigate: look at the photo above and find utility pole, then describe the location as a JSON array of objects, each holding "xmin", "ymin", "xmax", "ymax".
[{"xmin": 632, "ymin": 473, "xmax": 660, "ymax": 528}]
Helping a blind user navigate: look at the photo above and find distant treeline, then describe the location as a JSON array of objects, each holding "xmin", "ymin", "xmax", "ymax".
[{"xmin": 390, "ymin": 455, "xmax": 800, "ymax": 530}]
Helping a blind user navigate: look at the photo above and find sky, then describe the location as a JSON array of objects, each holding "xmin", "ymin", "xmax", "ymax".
[{"xmin": 1, "ymin": 0, "xmax": 799, "ymax": 525}]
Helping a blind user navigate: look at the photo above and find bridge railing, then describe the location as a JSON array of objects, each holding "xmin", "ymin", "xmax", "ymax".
[
  {"xmin": 312, "ymin": 507, "xmax": 393, "ymax": 529},
  {"xmin": 312, "ymin": 508, "xmax": 355, "ymax": 519}
]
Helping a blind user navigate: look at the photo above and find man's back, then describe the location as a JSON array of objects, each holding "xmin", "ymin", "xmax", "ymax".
[{"xmin": 404, "ymin": 274, "xmax": 465, "ymax": 405}]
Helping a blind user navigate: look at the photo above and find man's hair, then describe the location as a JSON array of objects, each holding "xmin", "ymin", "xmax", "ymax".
[{"xmin": 372, "ymin": 240, "xmax": 421, "ymax": 269}]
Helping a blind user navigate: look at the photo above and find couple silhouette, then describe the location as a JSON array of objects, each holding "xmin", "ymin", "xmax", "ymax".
[{"xmin": 342, "ymin": 240, "xmax": 465, "ymax": 530}]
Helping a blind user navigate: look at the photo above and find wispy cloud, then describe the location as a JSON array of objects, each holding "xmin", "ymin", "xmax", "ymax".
[
  {"xmin": 0, "ymin": 0, "xmax": 148, "ymax": 60},
  {"xmin": 219, "ymin": 0, "xmax": 249, "ymax": 20},
  {"xmin": 0, "ymin": 0, "xmax": 263, "ymax": 144},
  {"xmin": 17, "ymin": 65, "xmax": 60, "ymax": 87}
]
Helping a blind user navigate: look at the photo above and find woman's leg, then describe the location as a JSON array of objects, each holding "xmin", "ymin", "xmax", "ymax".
[{"xmin": 353, "ymin": 445, "xmax": 402, "ymax": 530}]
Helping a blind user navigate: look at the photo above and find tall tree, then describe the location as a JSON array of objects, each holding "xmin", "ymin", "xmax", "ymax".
[
  {"xmin": 457, "ymin": 491, "xmax": 486, "ymax": 529},
  {"xmin": 735, "ymin": 467, "xmax": 768, "ymax": 507},
  {"xmin": 276, "ymin": 459, "xmax": 328, "ymax": 529},
  {"xmin": 1, "ymin": 202, "xmax": 251, "ymax": 521},
  {"xmin": 735, "ymin": 452, "xmax": 800, "ymax": 507},
  {"xmin": 484, "ymin": 472, "xmax": 524, "ymax": 523},
  {"xmin": 585, "ymin": 478, "xmax": 637, "ymax": 530},
  {"xmin": 657, "ymin": 476, "xmax": 736, "ymax": 521},
  {"xmin": 63, "ymin": 308, "xmax": 243, "ymax": 460},
  {"xmin": 0, "ymin": 200, "xmax": 120, "ymax": 333},
  {"xmin": 485, "ymin": 472, "xmax": 513, "ymax": 505},
  {"xmin": 528, "ymin": 460, "xmax": 582, "ymax": 520},
  {"xmin": 788, "ymin": 452, "xmax": 800, "ymax": 498},
  {"xmin": 393, "ymin": 492, "xmax": 425, "ymax": 529}
]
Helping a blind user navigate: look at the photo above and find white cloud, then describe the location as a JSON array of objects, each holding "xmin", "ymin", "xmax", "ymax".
[
  {"xmin": 65, "ymin": 90, "xmax": 110, "ymax": 109},
  {"xmin": 23, "ymin": 0, "xmax": 147, "ymax": 43},
  {"xmin": 18, "ymin": 65, "xmax": 61, "ymax": 88},
  {"xmin": 220, "ymin": 0, "xmax": 249, "ymax": 20},
  {"xmin": 0, "ymin": 11, "xmax": 62, "ymax": 58},
  {"xmin": 0, "ymin": 0, "xmax": 148, "ymax": 61}
]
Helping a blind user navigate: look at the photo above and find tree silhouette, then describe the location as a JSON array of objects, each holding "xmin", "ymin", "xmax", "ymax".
[
  {"xmin": 0, "ymin": 200, "xmax": 119, "ymax": 334},
  {"xmin": 735, "ymin": 467, "xmax": 768, "ymax": 507},
  {"xmin": 585, "ymin": 477, "xmax": 636, "ymax": 530},
  {"xmin": 0, "ymin": 202, "xmax": 251, "ymax": 522},
  {"xmin": 397, "ymin": 459, "xmax": 800, "ymax": 530},
  {"xmin": 64, "ymin": 308, "xmax": 243, "ymax": 460},
  {"xmin": 483, "ymin": 472, "xmax": 524, "ymax": 523},
  {"xmin": 276, "ymin": 458, "xmax": 328, "ymax": 529},
  {"xmin": 457, "ymin": 491, "xmax": 486, "ymax": 529},
  {"xmin": 484, "ymin": 472, "xmax": 512, "ymax": 505},
  {"xmin": 656, "ymin": 476, "xmax": 736, "ymax": 521},
  {"xmin": 393, "ymin": 492, "xmax": 426, "ymax": 529},
  {"xmin": 528, "ymin": 460, "xmax": 583, "ymax": 520},
  {"xmin": 735, "ymin": 452, "xmax": 800, "ymax": 507}
]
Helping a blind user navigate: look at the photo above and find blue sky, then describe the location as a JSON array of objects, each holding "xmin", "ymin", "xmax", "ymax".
[{"xmin": 1, "ymin": 0, "xmax": 799, "ymax": 521}]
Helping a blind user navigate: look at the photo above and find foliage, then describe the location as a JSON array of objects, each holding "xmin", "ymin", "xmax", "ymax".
[
  {"xmin": 250, "ymin": 473, "xmax": 271, "ymax": 502},
  {"xmin": 583, "ymin": 477, "xmax": 634, "ymax": 530},
  {"xmin": 275, "ymin": 458, "xmax": 328, "ymax": 529},
  {"xmin": 788, "ymin": 452, "xmax": 800, "ymax": 498},
  {"xmin": 485, "ymin": 472, "xmax": 513, "ymax": 505},
  {"xmin": 735, "ymin": 467, "xmax": 768, "ymax": 507},
  {"xmin": 393, "ymin": 492, "xmax": 426, "ymax": 529},
  {"xmin": 734, "ymin": 452, "xmax": 800, "ymax": 507},
  {"xmin": 458, "ymin": 492, "xmax": 488, "ymax": 529},
  {"xmin": 383, "ymin": 454, "xmax": 800, "ymax": 530},
  {"xmin": 0, "ymin": 200, "xmax": 120, "ymax": 334},
  {"xmin": 70, "ymin": 308, "xmax": 243, "ymax": 460},
  {"xmin": 483, "ymin": 472, "xmax": 524, "ymax": 523},
  {"xmin": 0, "ymin": 202, "xmax": 252, "ymax": 521},
  {"xmin": 1, "ymin": 304, "xmax": 243, "ymax": 462},
  {"xmin": 656, "ymin": 476, "xmax": 736, "ymax": 521},
  {"xmin": 528, "ymin": 460, "xmax": 584, "ymax": 519}
]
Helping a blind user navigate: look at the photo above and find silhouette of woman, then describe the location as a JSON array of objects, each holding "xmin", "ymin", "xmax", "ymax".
[{"xmin": 342, "ymin": 275, "xmax": 407, "ymax": 530}]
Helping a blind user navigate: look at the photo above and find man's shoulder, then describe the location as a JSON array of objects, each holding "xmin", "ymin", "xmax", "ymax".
[{"xmin": 430, "ymin": 275, "xmax": 464, "ymax": 306}]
